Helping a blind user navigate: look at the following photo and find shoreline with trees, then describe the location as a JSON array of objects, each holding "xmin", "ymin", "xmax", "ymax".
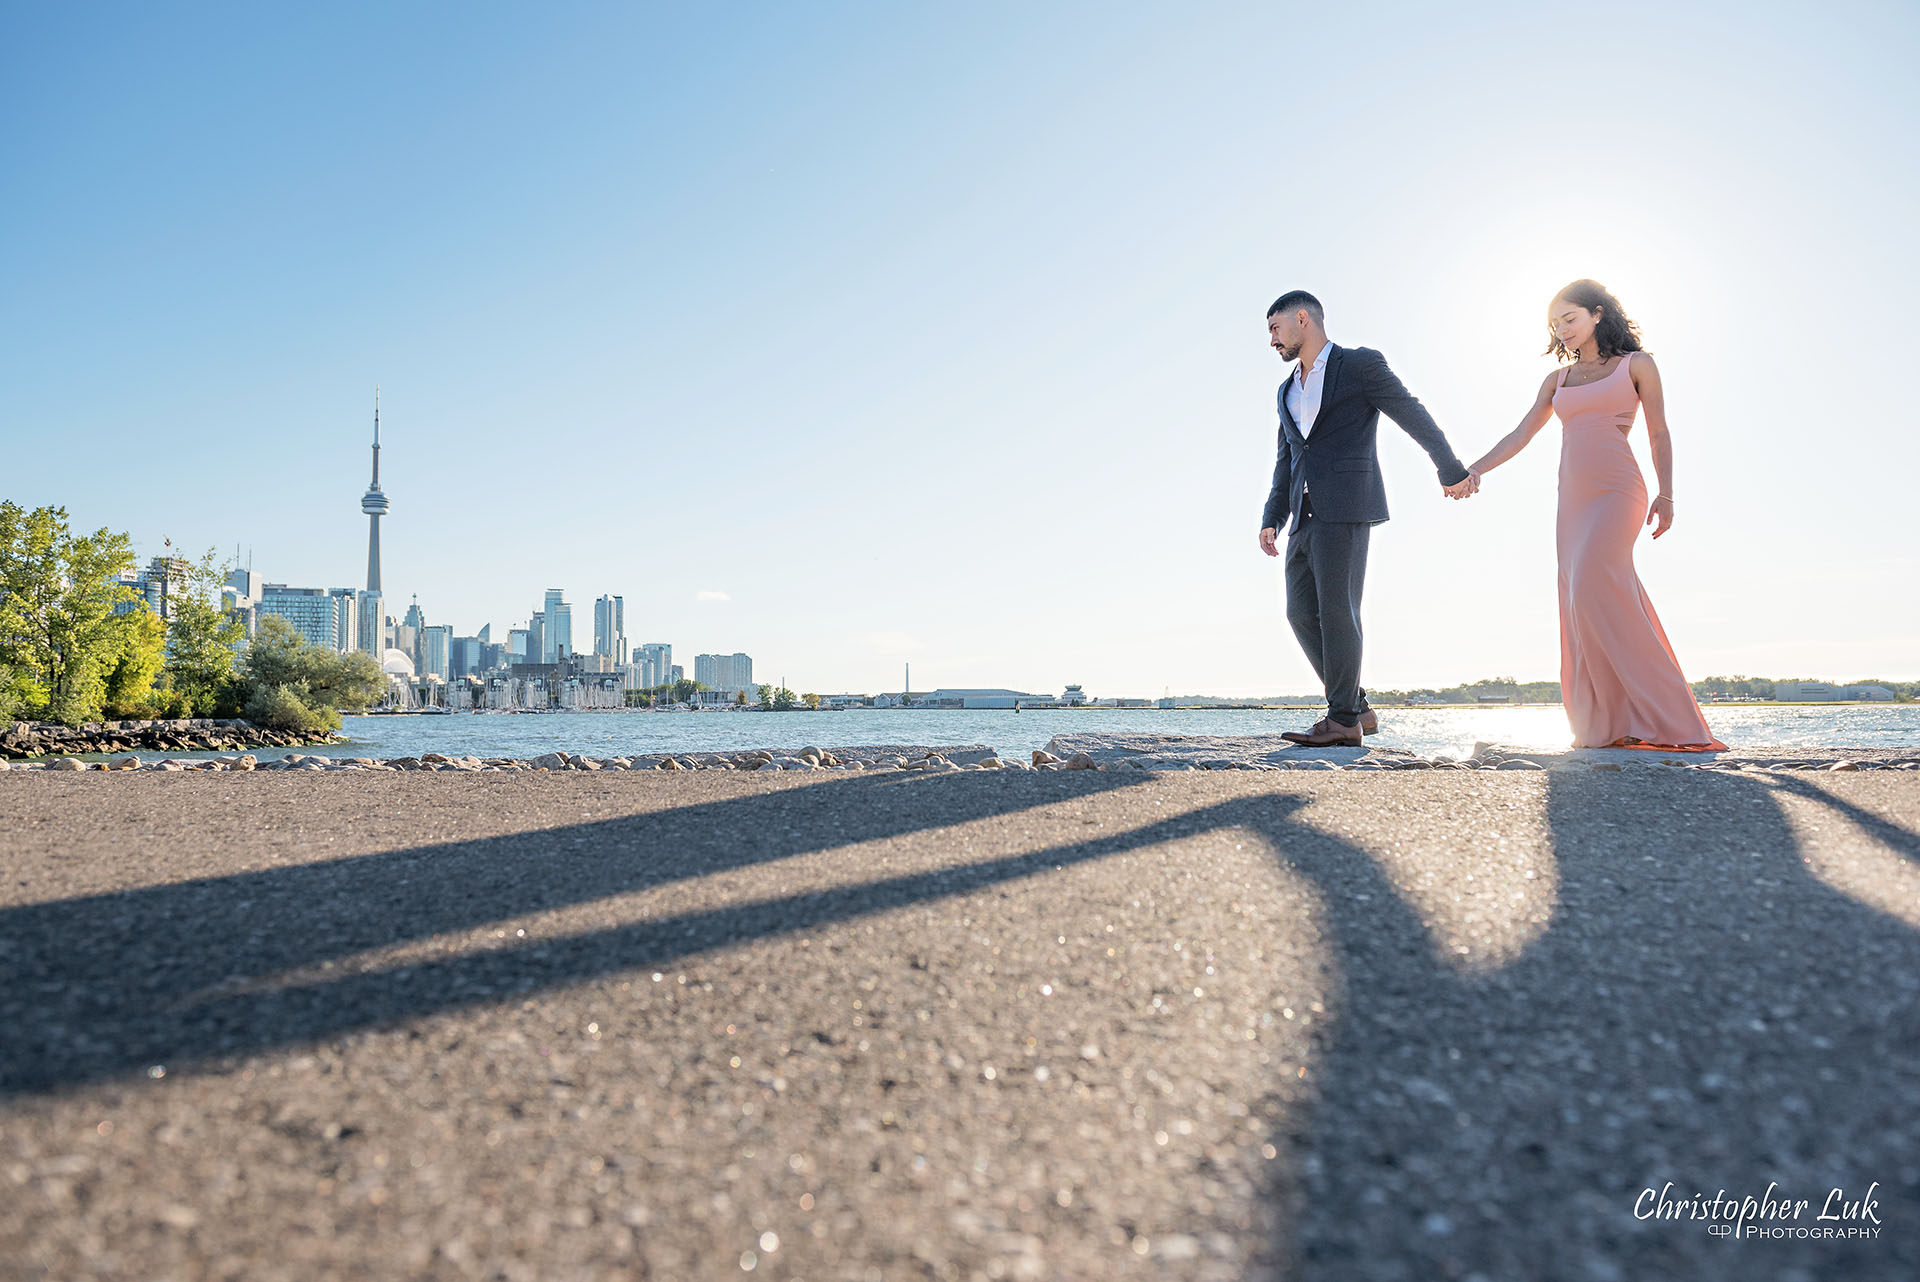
[{"xmin": 1, "ymin": 502, "xmax": 382, "ymax": 745}]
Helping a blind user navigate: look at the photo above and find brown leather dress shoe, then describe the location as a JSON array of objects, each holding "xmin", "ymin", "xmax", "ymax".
[
  {"xmin": 1280, "ymin": 718, "xmax": 1364, "ymax": 747},
  {"xmin": 1360, "ymin": 709, "xmax": 1379, "ymax": 736}
]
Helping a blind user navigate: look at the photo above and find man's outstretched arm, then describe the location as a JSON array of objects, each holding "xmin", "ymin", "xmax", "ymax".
[{"xmin": 1356, "ymin": 349, "xmax": 1469, "ymax": 487}]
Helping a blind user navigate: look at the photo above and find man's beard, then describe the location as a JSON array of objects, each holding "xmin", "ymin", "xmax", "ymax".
[{"xmin": 1280, "ymin": 343, "xmax": 1302, "ymax": 360}]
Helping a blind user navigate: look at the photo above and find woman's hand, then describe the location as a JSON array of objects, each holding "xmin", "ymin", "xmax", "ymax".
[{"xmin": 1646, "ymin": 495, "xmax": 1674, "ymax": 539}]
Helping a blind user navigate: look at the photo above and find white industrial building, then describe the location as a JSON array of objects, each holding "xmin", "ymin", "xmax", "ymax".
[{"xmin": 1774, "ymin": 681, "xmax": 1897, "ymax": 702}]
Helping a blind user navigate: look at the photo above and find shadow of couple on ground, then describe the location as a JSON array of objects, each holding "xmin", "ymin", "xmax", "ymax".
[{"xmin": 4, "ymin": 766, "xmax": 1917, "ymax": 1278}]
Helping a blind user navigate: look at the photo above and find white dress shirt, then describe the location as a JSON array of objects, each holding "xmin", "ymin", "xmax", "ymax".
[
  {"xmin": 1286, "ymin": 341, "xmax": 1332, "ymax": 496},
  {"xmin": 1285, "ymin": 340, "xmax": 1331, "ymax": 435}
]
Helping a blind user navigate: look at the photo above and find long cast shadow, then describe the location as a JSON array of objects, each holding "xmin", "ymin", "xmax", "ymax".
[
  {"xmin": 4, "ymin": 771, "xmax": 1156, "ymax": 1096},
  {"xmin": 1272, "ymin": 767, "xmax": 1920, "ymax": 1280},
  {"xmin": 8, "ymin": 768, "xmax": 1918, "ymax": 1279}
]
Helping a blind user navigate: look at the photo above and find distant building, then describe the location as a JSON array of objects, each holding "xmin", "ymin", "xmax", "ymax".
[
  {"xmin": 508, "ymin": 627, "xmax": 530, "ymax": 661},
  {"xmin": 1846, "ymin": 684, "xmax": 1896, "ymax": 701},
  {"xmin": 1775, "ymin": 682, "xmax": 1842, "ymax": 701},
  {"xmin": 356, "ymin": 590, "xmax": 384, "ymax": 656},
  {"xmin": 635, "ymin": 642, "xmax": 672, "ymax": 690},
  {"xmin": 670, "ymin": 664, "xmax": 683, "ymax": 685},
  {"xmin": 594, "ymin": 595, "xmax": 626, "ymax": 664},
  {"xmin": 258, "ymin": 585, "xmax": 338, "ymax": 648},
  {"xmin": 329, "ymin": 589, "xmax": 358, "ymax": 656},
  {"xmin": 695, "ymin": 652, "xmax": 755, "ymax": 695},
  {"xmin": 227, "ymin": 568, "xmax": 262, "ymax": 604},
  {"xmin": 422, "ymin": 625, "xmax": 452, "ymax": 681},
  {"xmin": 916, "ymin": 688, "xmax": 1054, "ymax": 710},
  {"xmin": 115, "ymin": 556, "xmax": 190, "ymax": 622},
  {"xmin": 542, "ymin": 589, "xmax": 572, "ymax": 662},
  {"xmin": 1061, "ymin": 684, "xmax": 1088, "ymax": 706},
  {"xmin": 527, "ymin": 613, "xmax": 545, "ymax": 666},
  {"xmin": 824, "ymin": 694, "xmax": 869, "ymax": 709}
]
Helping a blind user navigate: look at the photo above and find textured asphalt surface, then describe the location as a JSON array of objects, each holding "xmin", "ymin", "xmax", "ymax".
[{"xmin": 4, "ymin": 769, "xmax": 1918, "ymax": 1281}]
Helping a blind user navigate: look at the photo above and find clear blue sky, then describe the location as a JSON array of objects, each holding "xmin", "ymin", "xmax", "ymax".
[{"xmin": 4, "ymin": 1, "xmax": 1915, "ymax": 696}]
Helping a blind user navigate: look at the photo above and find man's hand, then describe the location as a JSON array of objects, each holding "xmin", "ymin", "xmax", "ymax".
[
  {"xmin": 1259, "ymin": 527, "xmax": 1279, "ymax": 557},
  {"xmin": 1443, "ymin": 471, "xmax": 1480, "ymax": 500}
]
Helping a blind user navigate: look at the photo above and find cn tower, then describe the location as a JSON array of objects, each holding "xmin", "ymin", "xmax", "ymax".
[{"xmin": 361, "ymin": 389, "xmax": 389, "ymax": 592}]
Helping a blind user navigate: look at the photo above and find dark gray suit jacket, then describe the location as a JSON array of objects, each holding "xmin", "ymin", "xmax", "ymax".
[{"xmin": 1261, "ymin": 344, "xmax": 1470, "ymax": 534}]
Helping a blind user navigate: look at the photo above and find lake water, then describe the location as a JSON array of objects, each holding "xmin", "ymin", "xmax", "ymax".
[{"xmin": 219, "ymin": 704, "xmax": 1920, "ymax": 763}]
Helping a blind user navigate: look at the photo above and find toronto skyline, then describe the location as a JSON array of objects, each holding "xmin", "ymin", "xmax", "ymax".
[{"xmin": 2, "ymin": 3, "xmax": 1915, "ymax": 694}]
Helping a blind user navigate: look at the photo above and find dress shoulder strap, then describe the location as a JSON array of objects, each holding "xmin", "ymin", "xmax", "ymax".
[{"xmin": 1556, "ymin": 364, "xmax": 1569, "ymax": 389}]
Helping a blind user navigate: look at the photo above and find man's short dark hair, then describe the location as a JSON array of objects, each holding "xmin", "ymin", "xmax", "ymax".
[{"xmin": 1267, "ymin": 290, "xmax": 1324, "ymax": 324}]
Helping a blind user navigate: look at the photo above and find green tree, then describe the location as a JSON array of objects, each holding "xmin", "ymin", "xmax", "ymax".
[
  {"xmin": 734, "ymin": 688, "xmax": 748, "ymax": 706},
  {"xmin": 0, "ymin": 502, "xmax": 138, "ymax": 725},
  {"xmin": 756, "ymin": 683, "xmax": 773, "ymax": 710},
  {"xmin": 161, "ymin": 549, "xmax": 246, "ymax": 715},
  {"xmin": 0, "ymin": 662, "xmax": 20, "ymax": 722},
  {"xmin": 801, "ymin": 691, "xmax": 820, "ymax": 710},
  {"xmin": 244, "ymin": 681, "xmax": 332, "ymax": 733},
  {"xmin": 102, "ymin": 604, "xmax": 169, "ymax": 718},
  {"xmin": 237, "ymin": 614, "xmax": 384, "ymax": 730},
  {"xmin": 306, "ymin": 647, "xmax": 383, "ymax": 713},
  {"xmin": 670, "ymin": 677, "xmax": 704, "ymax": 703},
  {"xmin": 771, "ymin": 685, "xmax": 798, "ymax": 711}
]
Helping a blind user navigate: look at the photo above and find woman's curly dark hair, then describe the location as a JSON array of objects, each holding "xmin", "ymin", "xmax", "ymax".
[{"xmin": 1545, "ymin": 279, "xmax": 1645, "ymax": 362}]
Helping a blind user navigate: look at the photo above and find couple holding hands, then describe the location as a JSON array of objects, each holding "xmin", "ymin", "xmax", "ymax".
[{"xmin": 1258, "ymin": 279, "xmax": 1725, "ymax": 751}]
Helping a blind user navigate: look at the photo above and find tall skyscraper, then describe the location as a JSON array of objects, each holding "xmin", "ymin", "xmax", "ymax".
[
  {"xmin": 422, "ymin": 625, "xmax": 452, "ymax": 681},
  {"xmin": 593, "ymin": 595, "xmax": 625, "ymax": 663},
  {"xmin": 329, "ymin": 588, "xmax": 358, "ymax": 656},
  {"xmin": 542, "ymin": 589, "xmax": 572, "ymax": 662},
  {"xmin": 361, "ymin": 389, "xmax": 389, "ymax": 593},
  {"xmin": 401, "ymin": 596, "xmax": 427, "ymax": 672},
  {"xmin": 527, "ymin": 613, "xmax": 545, "ymax": 667},
  {"xmin": 357, "ymin": 590, "xmax": 384, "ymax": 656}
]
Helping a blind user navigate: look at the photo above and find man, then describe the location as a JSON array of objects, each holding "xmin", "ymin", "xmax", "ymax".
[{"xmin": 1260, "ymin": 290, "xmax": 1477, "ymax": 747}]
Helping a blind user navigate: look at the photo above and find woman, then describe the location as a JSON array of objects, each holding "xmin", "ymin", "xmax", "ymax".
[{"xmin": 1464, "ymin": 280, "xmax": 1725, "ymax": 750}]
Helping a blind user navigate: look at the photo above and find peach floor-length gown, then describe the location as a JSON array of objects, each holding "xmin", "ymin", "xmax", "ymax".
[{"xmin": 1553, "ymin": 355, "xmax": 1726, "ymax": 750}]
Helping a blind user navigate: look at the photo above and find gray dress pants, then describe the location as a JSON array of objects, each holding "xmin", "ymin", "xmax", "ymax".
[{"xmin": 1284, "ymin": 497, "xmax": 1372, "ymax": 727}]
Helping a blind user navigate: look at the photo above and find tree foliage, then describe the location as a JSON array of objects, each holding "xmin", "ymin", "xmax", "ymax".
[
  {"xmin": 159, "ymin": 549, "xmax": 247, "ymax": 716},
  {"xmin": 0, "ymin": 501, "xmax": 141, "ymax": 725},
  {"xmin": 237, "ymin": 614, "xmax": 382, "ymax": 730},
  {"xmin": 103, "ymin": 604, "xmax": 169, "ymax": 718},
  {"xmin": 243, "ymin": 681, "xmax": 333, "ymax": 733}
]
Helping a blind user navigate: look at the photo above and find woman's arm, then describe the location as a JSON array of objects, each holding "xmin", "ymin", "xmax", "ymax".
[
  {"xmin": 1467, "ymin": 371, "xmax": 1559, "ymax": 477},
  {"xmin": 1632, "ymin": 352, "xmax": 1675, "ymax": 538}
]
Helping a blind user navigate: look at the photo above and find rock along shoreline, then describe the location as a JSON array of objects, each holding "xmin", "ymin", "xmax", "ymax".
[
  {"xmin": 0, "ymin": 718, "xmax": 345, "ymax": 761},
  {"xmin": 3, "ymin": 734, "xmax": 1917, "ymax": 775}
]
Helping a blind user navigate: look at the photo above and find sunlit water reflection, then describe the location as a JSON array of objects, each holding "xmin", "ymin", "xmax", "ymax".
[{"xmin": 204, "ymin": 703, "xmax": 1920, "ymax": 763}]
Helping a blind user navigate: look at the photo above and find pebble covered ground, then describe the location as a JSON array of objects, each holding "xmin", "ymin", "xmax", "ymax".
[
  {"xmin": 4, "ymin": 751, "xmax": 1917, "ymax": 1280},
  {"xmin": 5, "ymin": 735, "xmax": 1918, "ymax": 776}
]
